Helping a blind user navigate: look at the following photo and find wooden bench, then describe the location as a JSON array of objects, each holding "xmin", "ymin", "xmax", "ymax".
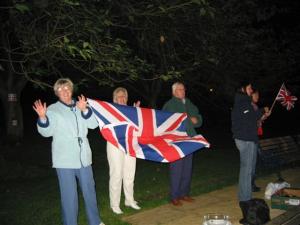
[
  {"xmin": 295, "ymin": 134, "xmax": 300, "ymax": 146},
  {"xmin": 259, "ymin": 135, "xmax": 300, "ymax": 180},
  {"xmin": 265, "ymin": 206, "xmax": 300, "ymax": 225}
]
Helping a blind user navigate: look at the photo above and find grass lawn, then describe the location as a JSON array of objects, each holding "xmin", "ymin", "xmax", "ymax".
[{"xmin": 0, "ymin": 128, "xmax": 243, "ymax": 225}]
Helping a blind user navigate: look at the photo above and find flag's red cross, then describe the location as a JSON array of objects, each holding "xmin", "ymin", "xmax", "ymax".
[
  {"xmin": 285, "ymin": 95, "xmax": 292, "ymax": 101},
  {"xmin": 138, "ymin": 108, "xmax": 186, "ymax": 161}
]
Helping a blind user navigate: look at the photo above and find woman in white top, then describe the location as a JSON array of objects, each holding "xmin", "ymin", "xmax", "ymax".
[{"xmin": 107, "ymin": 87, "xmax": 141, "ymax": 214}]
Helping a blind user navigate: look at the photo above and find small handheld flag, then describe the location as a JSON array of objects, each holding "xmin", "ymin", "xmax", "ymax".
[{"xmin": 275, "ymin": 83, "xmax": 297, "ymax": 110}]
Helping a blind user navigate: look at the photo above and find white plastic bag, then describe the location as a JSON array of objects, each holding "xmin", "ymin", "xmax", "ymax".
[{"xmin": 264, "ymin": 181, "xmax": 291, "ymax": 200}]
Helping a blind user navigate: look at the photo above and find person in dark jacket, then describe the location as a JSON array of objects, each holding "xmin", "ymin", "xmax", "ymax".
[
  {"xmin": 163, "ymin": 82, "xmax": 203, "ymax": 206},
  {"xmin": 231, "ymin": 81, "xmax": 270, "ymax": 224}
]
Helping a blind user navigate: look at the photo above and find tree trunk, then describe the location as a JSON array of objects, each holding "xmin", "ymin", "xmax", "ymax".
[
  {"xmin": 0, "ymin": 79, "xmax": 27, "ymax": 144},
  {"xmin": 0, "ymin": 90, "xmax": 24, "ymax": 144},
  {"xmin": 147, "ymin": 79, "xmax": 163, "ymax": 108},
  {"xmin": 0, "ymin": 21, "xmax": 27, "ymax": 145},
  {"xmin": 128, "ymin": 79, "xmax": 163, "ymax": 109}
]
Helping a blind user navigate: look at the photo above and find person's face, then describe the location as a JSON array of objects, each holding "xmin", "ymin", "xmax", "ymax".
[
  {"xmin": 57, "ymin": 85, "xmax": 72, "ymax": 104},
  {"xmin": 252, "ymin": 92, "xmax": 259, "ymax": 103},
  {"xmin": 242, "ymin": 84, "xmax": 253, "ymax": 96},
  {"xmin": 115, "ymin": 91, "xmax": 127, "ymax": 105},
  {"xmin": 174, "ymin": 84, "xmax": 186, "ymax": 100}
]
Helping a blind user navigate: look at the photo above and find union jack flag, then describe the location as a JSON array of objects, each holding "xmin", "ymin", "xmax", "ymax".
[
  {"xmin": 276, "ymin": 84, "xmax": 297, "ymax": 110},
  {"xmin": 88, "ymin": 99, "xmax": 210, "ymax": 163}
]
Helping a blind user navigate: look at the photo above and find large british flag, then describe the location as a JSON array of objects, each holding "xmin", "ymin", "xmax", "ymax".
[{"xmin": 88, "ymin": 99, "xmax": 210, "ymax": 163}]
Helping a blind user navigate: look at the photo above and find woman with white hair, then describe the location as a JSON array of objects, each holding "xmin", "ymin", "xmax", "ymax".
[
  {"xmin": 33, "ymin": 78, "xmax": 105, "ymax": 225},
  {"xmin": 107, "ymin": 87, "xmax": 141, "ymax": 214}
]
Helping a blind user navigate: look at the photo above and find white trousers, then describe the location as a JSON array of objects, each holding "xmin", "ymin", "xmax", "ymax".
[{"xmin": 106, "ymin": 142, "xmax": 137, "ymax": 208}]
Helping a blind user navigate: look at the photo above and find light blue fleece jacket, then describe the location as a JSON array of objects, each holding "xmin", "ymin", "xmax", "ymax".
[{"xmin": 37, "ymin": 100, "xmax": 98, "ymax": 169}]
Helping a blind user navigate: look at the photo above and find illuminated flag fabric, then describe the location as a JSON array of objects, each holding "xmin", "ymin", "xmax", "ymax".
[
  {"xmin": 88, "ymin": 99, "xmax": 210, "ymax": 163},
  {"xmin": 276, "ymin": 84, "xmax": 297, "ymax": 110}
]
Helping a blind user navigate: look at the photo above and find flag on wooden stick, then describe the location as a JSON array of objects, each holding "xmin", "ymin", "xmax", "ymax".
[{"xmin": 275, "ymin": 83, "xmax": 297, "ymax": 110}]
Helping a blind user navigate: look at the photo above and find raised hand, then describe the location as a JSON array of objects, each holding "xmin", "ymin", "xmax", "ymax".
[
  {"xmin": 190, "ymin": 116, "xmax": 198, "ymax": 125},
  {"xmin": 264, "ymin": 107, "xmax": 270, "ymax": 113},
  {"xmin": 33, "ymin": 99, "xmax": 47, "ymax": 120},
  {"xmin": 264, "ymin": 110, "xmax": 272, "ymax": 118},
  {"xmin": 77, "ymin": 94, "xmax": 88, "ymax": 112},
  {"xmin": 133, "ymin": 100, "xmax": 141, "ymax": 107}
]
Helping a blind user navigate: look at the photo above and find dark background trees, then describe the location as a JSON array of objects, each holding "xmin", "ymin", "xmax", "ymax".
[
  {"xmin": 0, "ymin": 0, "xmax": 151, "ymax": 143},
  {"xmin": 0, "ymin": 0, "xmax": 299, "ymax": 144}
]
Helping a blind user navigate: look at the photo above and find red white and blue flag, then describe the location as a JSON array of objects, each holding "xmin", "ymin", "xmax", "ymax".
[
  {"xmin": 276, "ymin": 84, "xmax": 297, "ymax": 110},
  {"xmin": 88, "ymin": 99, "xmax": 210, "ymax": 163}
]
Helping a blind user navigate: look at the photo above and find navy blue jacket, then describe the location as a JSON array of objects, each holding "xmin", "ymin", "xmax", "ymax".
[{"xmin": 231, "ymin": 92, "xmax": 264, "ymax": 142}]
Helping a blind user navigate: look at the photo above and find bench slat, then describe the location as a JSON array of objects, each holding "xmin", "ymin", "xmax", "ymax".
[
  {"xmin": 266, "ymin": 206, "xmax": 300, "ymax": 225},
  {"xmin": 259, "ymin": 134, "xmax": 300, "ymax": 168}
]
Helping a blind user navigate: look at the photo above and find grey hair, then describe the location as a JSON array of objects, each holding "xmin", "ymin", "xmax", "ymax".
[
  {"xmin": 113, "ymin": 87, "xmax": 128, "ymax": 103},
  {"xmin": 172, "ymin": 82, "xmax": 184, "ymax": 95},
  {"xmin": 53, "ymin": 78, "xmax": 73, "ymax": 96}
]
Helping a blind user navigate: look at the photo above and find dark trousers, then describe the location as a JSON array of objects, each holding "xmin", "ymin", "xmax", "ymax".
[{"xmin": 169, "ymin": 153, "xmax": 193, "ymax": 200}]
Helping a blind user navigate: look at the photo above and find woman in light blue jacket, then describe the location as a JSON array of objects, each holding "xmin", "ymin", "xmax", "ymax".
[{"xmin": 33, "ymin": 78, "xmax": 105, "ymax": 225}]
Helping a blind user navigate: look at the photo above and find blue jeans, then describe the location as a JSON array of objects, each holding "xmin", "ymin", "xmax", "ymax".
[
  {"xmin": 234, "ymin": 139, "xmax": 258, "ymax": 201},
  {"xmin": 56, "ymin": 166, "xmax": 101, "ymax": 225},
  {"xmin": 252, "ymin": 145, "xmax": 261, "ymax": 184},
  {"xmin": 170, "ymin": 153, "xmax": 193, "ymax": 200}
]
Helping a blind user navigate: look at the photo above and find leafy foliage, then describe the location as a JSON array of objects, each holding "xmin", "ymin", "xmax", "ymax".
[{"xmin": 7, "ymin": 0, "xmax": 152, "ymax": 87}]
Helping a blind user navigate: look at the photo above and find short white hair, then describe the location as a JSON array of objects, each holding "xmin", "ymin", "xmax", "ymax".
[
  {"xmin": 113, "ymin": 87, "xmax": 128, "ymax": 103},
  {"xmin": 172, "ymin": 82, "xmax": 184, "ymax": 95},
  {"xmin": 53, "ymin": 78, "xmax": 73, "ymax": 96}
]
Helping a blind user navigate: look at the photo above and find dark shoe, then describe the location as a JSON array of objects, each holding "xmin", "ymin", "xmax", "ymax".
[
  {"xmin": 239, "ymin": 218, "xmax": 247, "ymax": 224},
  {"xmin": 239, "ymin": 201, "xmax": 250, "ymax": 224},
  {"xmin": 180, "ymin": 196, "xmax": 195, "ymax": 202},
  {"xmin": 252, "ymin": 185, "xmax": 261, "ymax": 192},
  {"xmin": 239, "ymin": 218, "xmax": 251, "ymax": 224},
  {"xmin": 171, "ymin": 199, "xmax": 182, "ymax": 206}
]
